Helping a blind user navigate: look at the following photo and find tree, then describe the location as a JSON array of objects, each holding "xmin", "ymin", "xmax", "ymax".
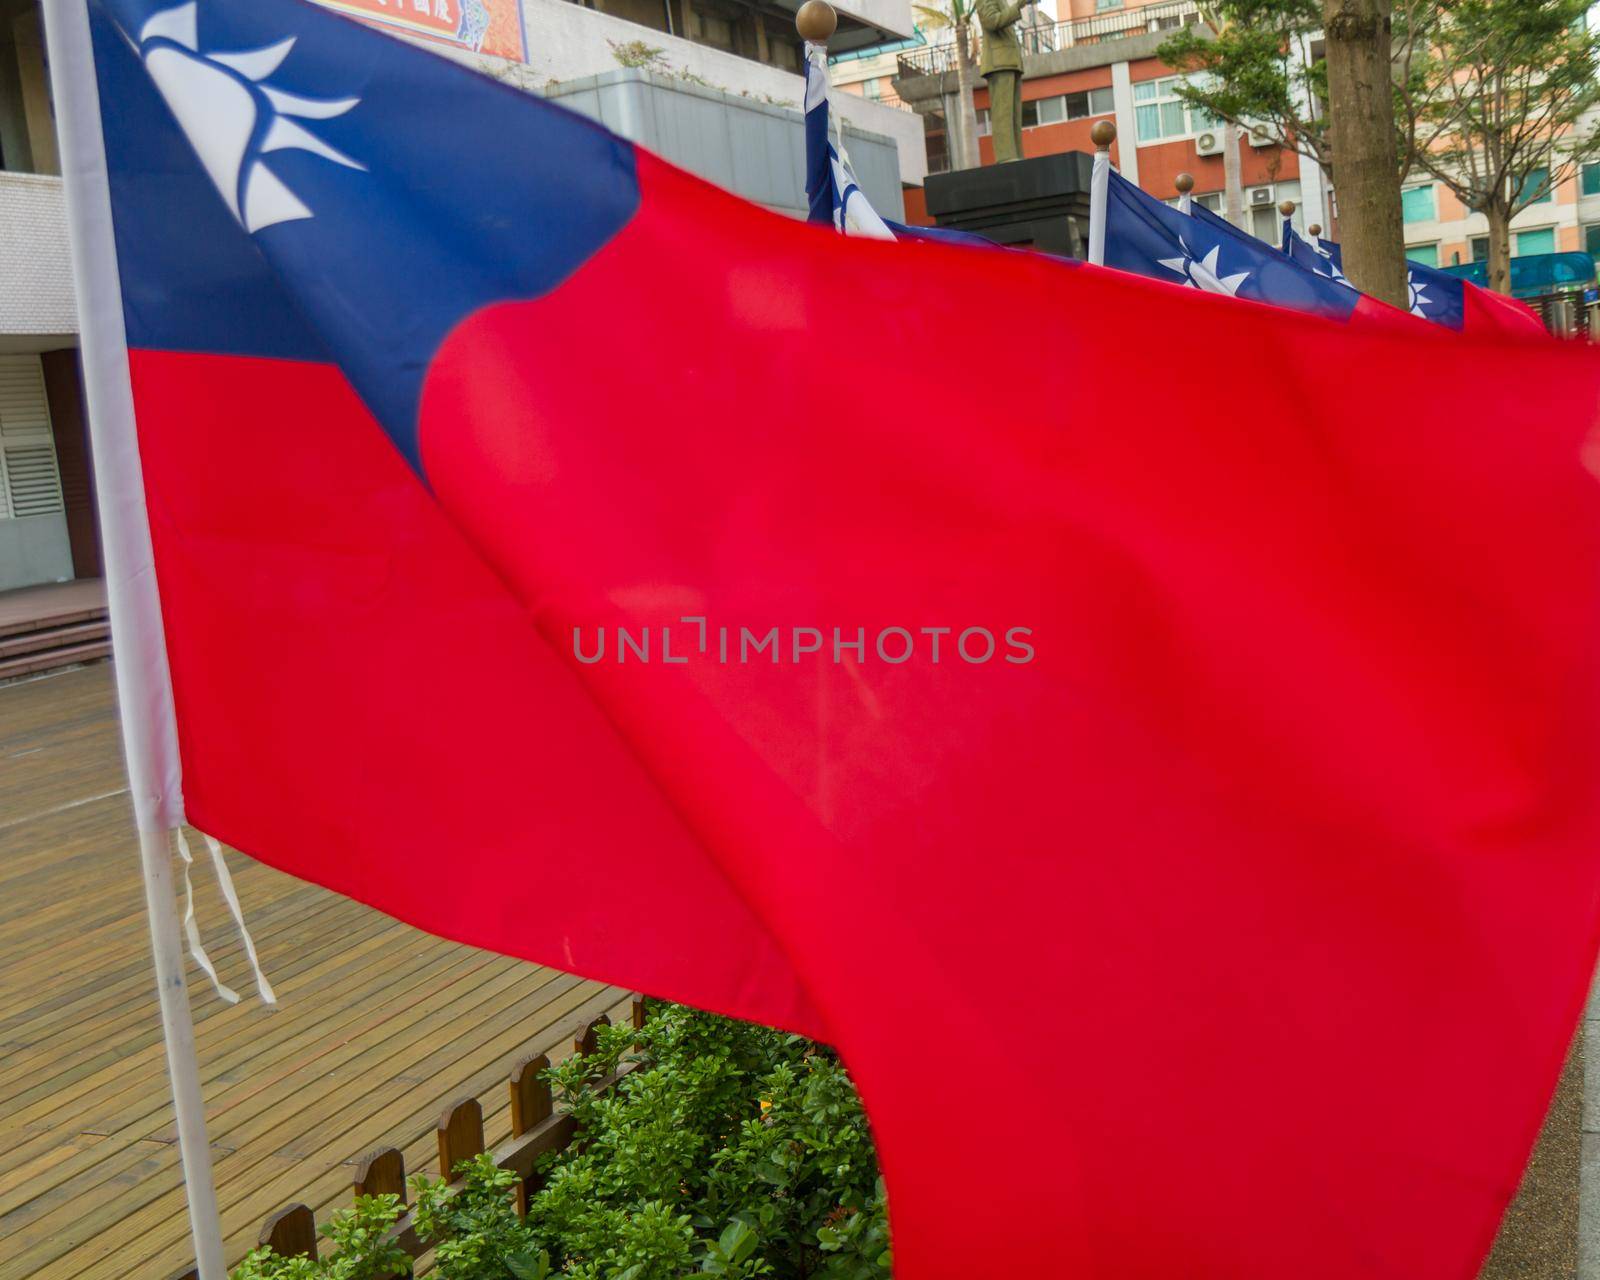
[
  {"xmin": 1167, "ymin": 0, "xmax": 1600, "ymax": 299},
  {"xmin": 1161, "ymin": 0, "xmax": 1335, "ymax": 180},
  {"xmin": 1406, "ymin": 0, "xmax": 1600, "ymax": 293},
  {"xmin": 1161, "ymin": 0, "xmax": 1412, "ymax": 306},
  {"xmin": 1222, "ymin": 119, "xmax": 1245, "ymax": 227},
  {"xmin": 915, "ymin": 0, "xmax": 982, "ymax": 170},
  {"xmin": 1322, "ymin": 0, "xmax": 1407, "ymax": 305},
  {"xmin": 1161, "ymin": 3, "xmax": 1279, "ymax": 226}
]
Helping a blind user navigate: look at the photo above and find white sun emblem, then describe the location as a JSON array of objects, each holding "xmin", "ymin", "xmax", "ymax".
[
  {"xmin": 136, "ymin": 2, "xmax": 363, "ymax": 234},
  {"xmin": 1157, "ymin": 237, "xmax": 1251, "ymax": 296},
  {"xmin": 1312, "ymin": 245, "xmax": 1349, "ymax": 286},
  {"xmin": 1407, "ymin": 271, "xmax": 1433, "ymax": 316}
]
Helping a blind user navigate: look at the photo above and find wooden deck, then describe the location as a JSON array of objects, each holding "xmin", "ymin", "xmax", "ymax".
[{"xmin": 0, "ymin": 663, "xmax": 630, "ymax": 1279}]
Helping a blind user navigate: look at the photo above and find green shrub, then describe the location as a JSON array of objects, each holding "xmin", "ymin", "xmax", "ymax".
[
  {"xmin": 230, "ymin": 1194, "xmax": 412, "ymax": 1280},
  {"xmin": 230, "ymin": 1003, "xmax": 889, "ymax": 1280}
]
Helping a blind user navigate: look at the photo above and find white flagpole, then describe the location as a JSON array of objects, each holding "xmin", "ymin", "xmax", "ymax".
[
  {"xmin": 1087, "ymin": 119, "xmax": 1115, "ymax": 266},
  {"xmin": 1175, "ymin": 171, "xmax": 1194, "ymax": 216},
  {"xmin": 40, "ymin": 2, "xmax": 228, "ymax": 1277}
]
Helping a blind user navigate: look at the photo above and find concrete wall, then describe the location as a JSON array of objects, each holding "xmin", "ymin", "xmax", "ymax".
[
  {"xmin": 460, "ymin": 0, "xmax": 926, "ymax": 185},
  {"xmin": 548, "ymin": 67, "xmax": 903, "ymax": 219},
  {"xmin": 0, "ymin": 173, "xmax": 74, "ymax": 341},
  {"xmin": 0, "ymin": 511, "xmax": 71, "ymax": 591}
]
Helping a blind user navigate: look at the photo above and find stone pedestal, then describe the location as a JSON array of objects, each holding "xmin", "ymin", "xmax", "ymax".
[{"xmin": 923, "ymin": 152, "xmax": 1093, "ymax": 259}]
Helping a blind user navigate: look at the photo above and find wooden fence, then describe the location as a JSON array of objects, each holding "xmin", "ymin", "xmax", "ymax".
[{"xmin": 174, "ymin": 997, "xmax": 645, "ymax": 1279}]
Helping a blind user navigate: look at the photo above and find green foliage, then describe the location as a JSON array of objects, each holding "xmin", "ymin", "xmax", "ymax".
[
  {"xmin": 525, "ymin": 1005, "xmax": 887, "ymax": 1279},
  {"xmin": 607, "ymin": 39, "xmax": 667, "ymax": 70},
  {"xmin": 230, "ymin": 1195, "xmax": 411, "ymax": 1280},
  {"xmin": 412, "ymin": 1155, "xmax": 552, "ymax": 1280},
  {"xmin": 1158, "ymin": 0, "xmax": 1343, "ymax": 175},
  {"xmin": 231, "ymin": 1005, "xmax": 888, "ymax": 1280},
  {"xmin": 1411, "ymin": 0, "xmax": 1600, "ymax": 216},
  {"xmin": 1161, "ymin": 0, "xmax": 1600, "ymax": 210},
  {"xmin": 912, "ymin": 0, "xmax": 976, "ymax": 35}
]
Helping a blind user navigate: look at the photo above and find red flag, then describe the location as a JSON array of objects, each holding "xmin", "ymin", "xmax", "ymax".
[
  {"xmin": 84, "ymin": 0, "xmax": 1600, "ymax": 1273},
  {"xmin": 1464, "ymin": 280, "xmax": 1550, "ymax": 338}
]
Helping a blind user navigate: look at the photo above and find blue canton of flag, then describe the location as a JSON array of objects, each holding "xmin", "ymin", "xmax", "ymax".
[
  {"xmin": 802, "ymin": 43, "xmax": 992, "ymax": 248},
  {"xmin": 1283, "ymin": 222, "xmax": 1465, "ymax": 331},
  {"xmin": 802, "ymin": 42, "xmax": 892, "ymax": 238},
  {"xmin": 1101, "ymin": 169, "xmax": 1358, "ymax": 321}
]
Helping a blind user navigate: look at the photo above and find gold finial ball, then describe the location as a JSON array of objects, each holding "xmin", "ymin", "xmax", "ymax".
[
  {"xmin": 1308, "ymin": 223, "xmax": 1322, "ymax": 237},
  {"xmin": 1090, "ymin": 120, "xmax": 1116, "ymax": 149},
  {"xmin": 1174, "ymin": 172, "xmax": 1194, "ymax": 194},
  {"xmin": 1278, "ymin": 199, "xmax": 1296, "ymax": 217},
  {"xmin": 796, "ymin": 0, "xmax": 837, "ymax": 42}
]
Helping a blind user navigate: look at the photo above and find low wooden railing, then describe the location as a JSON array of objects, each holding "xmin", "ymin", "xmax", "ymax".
[{"xmin": 175, "ymin": 998, "xmax": 645, "ymax": 1279}]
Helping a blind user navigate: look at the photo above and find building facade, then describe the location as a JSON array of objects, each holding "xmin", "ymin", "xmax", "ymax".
[
  {"xmin": 1395, "ymin": 144, "xmax": 1600, "ymax": 270},
  {"xmin": 876, "ymin": 0, "xmax": 1323, "ymax": 240},
  {"xmin": 855, "ymin": 0, "xmax": 1600, "ymax": 281},
  {"xmin": 0, "ymin": 0, "xmax": 98, "ymax": 595}
]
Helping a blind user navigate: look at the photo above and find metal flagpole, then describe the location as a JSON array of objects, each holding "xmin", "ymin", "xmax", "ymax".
[
  {"xmin": 39, "ymin": 1, "xmax": 229, "ymax": 1276},
  {"xmin": 1088, "ymin": 118, "xmax": 1115, "ymax": 266}
]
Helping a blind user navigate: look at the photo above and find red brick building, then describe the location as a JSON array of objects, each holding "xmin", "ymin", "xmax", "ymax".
[{"xmin": 836, "ymin": 0, "xmax": 1322, "ymax": 245}]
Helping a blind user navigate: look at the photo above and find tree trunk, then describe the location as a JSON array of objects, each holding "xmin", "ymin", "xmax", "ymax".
[
  {"xmin": 1484, "ymin": 204, "xmax": 1512, "ymax": 295},
  {"xmin": 1322, "ymin": 0, "xmax": 1407, "ymax": 308},
  {"xmin": 953, "ymin": 28, "xmax": 980, "ymax": 171},
  {"xmin": 1223, "ymin": 120, "xmax": 1244, "ymax": 229}
]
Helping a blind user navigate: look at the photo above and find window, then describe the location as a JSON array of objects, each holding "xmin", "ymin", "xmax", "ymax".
[
  {"xmin": 1195, "ymin": 191, "xmax": 1222, "ymax": 212},
  {"xmin": 974, "ymin": 107, "xmax": 990, "ymax": 136},
  {"xmin": 1406, "ymin": 243, "xmax": 1440, "ymax": 268},
  {"xmin": 1586, "ymin": 223, "xmax": 1600, "ymax": 266},
  {"xmin": 1584, "ymin": 163, "xmax": 1600, "ymax": 197},
  {"xmin": 692, "ymin": 10, "xmax": 733, "ymax": 48},
  {"xmin": 770, "ymin": 38, "xmax": 800, "ymax": 70},
  {"xmin": 1021, "ymin": 87, "xmax": 1114, "ymax": 129},
  {"xmin": 862, "ymin": 77, "xmax": 881, "ymax": 100},
  {"xmin": 1401, "ymin": 184, "xmax": 1435, "ymax": 223},
  {"xmin": 1515, "ymin": 166, "xmax": 1554, "ymax": 206},
  {"xmin": 1133, "ymin": 76, "xmax": 1217, "ymax": 143},
  {"xmin": 1069, "ymin": 87, "xmax": 1116, "ymax": 119},
  {"xmin": 1095, "ymin": 0, "xmax": 1123, "ymax": 9},
  {"xmin": 1517, "ymin": 226, "xmax": 1556, "ymax": 256},
  {"xmin": 1470, "ymin": 236, "xmax": 1489, "ymax": 262},
  {"xmin": 0, "ymin": 356, "xmax": 65, "ymax": 522}
]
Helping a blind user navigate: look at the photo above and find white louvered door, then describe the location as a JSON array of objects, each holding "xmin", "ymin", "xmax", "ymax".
[{"xmin": 0, "ymin": 354, "xmax": 64, "ymax": 522}]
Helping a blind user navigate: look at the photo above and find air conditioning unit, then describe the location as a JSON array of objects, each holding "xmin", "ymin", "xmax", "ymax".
[
  {"xmin": 1249, "ymin": 187, "xmax": 1275, "ymax": 206},
  {"xmin": 1248, "ymin": 124, "xmax": 1274, "ymax": 148},
  {"xmin": 1194, "ymin": 130, "xmax": 1224, "ymax": 157}
]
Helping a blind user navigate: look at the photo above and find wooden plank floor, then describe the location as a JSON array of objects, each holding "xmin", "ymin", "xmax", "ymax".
[{"xmin": 0, "ymin": 663, "xmax": 630, "ymax": 1279}]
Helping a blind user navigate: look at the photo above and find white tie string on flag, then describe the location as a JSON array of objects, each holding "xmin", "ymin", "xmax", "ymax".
[
  {"xmin": 203, "ymin": 831, "xmax": 277, "ymax": 1003},
  {"xmin": 175, "ymin": 828, "xmax": 279, "ymax": 1005},
  {"xmin": 174, "ymin": 828, "xmax": 238, "ymax": 1004}
]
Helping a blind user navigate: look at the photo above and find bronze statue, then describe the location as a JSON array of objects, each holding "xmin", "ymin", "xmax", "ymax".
[{"xmin": 977, "ymin": 0, "xmax": 1027, "ymax": 163}]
